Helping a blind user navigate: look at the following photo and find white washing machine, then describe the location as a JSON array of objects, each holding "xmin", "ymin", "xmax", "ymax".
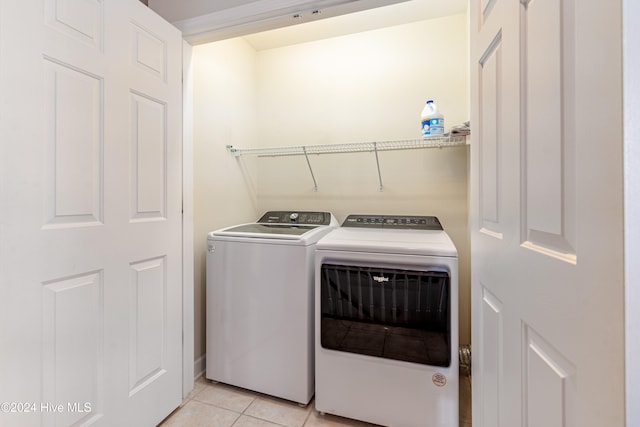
[
  {"xmin": 206, "ymin": 211, "xmax": 338, "ymax": 405},
  {"xmin": 315, "ymin": 214, "xmax": 458, "ymax": 427}
]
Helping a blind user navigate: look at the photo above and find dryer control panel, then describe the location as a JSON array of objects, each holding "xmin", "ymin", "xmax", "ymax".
[
  {"xmin": 342, "ymin": 214, "xmax": 443, "ymax": 230},
  {"xmin": 257, "ymin": 211, "xmax": 333, "ymax": 225}
]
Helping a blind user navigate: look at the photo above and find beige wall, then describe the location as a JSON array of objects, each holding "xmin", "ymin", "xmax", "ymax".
[
  {"xmin": 192, "ymin": 38, "xmax": 259, "ymax": 362},
  {"xmin": 192, "ymin": 12, "xmax": 470, "ymax": 367}
]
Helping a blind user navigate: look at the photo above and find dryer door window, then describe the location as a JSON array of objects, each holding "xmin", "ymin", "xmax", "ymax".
[{"xmin": 320, "ymin": 264, "xmax": 451, "ymax": 367}]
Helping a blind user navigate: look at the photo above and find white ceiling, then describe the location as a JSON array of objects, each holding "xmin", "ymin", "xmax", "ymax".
[
  {"xmin": 152, "ymin": 0, "xmax": 468, "ymax": 48},
  {"xmin": 148, "ymin": 0, "xmax": 258, "ymax": 24},
  {"xmin": 242, "ymin": 0, "xmax": 468, "ymax": 51}
]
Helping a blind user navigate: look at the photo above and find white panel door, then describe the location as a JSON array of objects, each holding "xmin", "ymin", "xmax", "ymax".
[
  {"xmin": 0, "ymin": 0, "xmax": 183, "ymax": 426},
  {"xmin": 470, "ymin": 1, "xmax": 624, "ymax": 427}
]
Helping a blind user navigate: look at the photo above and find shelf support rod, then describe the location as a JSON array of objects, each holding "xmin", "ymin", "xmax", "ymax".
[
  {"xmin": 302, "ymin": 146, "xmax": 318, "ymax": 192},
  {"xmin": 373, "ymin": 142, "xmax": 383, "ymax": 191}
]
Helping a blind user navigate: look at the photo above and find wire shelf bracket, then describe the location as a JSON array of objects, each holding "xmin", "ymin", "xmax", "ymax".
[{"xmin": 302, "ymin": 146, "xmax": 319, "ymax": 192}]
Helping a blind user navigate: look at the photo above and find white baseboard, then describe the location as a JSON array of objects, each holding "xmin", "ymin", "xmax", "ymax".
[{"xmin": 194, "ymin": 355, "xmax": 206, "ymax": 380}]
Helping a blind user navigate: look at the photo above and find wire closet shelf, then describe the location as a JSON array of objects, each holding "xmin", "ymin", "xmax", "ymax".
[
  {"xmin": 226, "ymin": 135, "xmax": 467, "ymax": 157},
  {"xmin": 225, "ymin": 135, "xmax": 468, "ymax": 192}
]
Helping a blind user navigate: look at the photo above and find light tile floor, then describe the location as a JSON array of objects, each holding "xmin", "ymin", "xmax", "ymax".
[{"xmin": 160, "ymin": 374, "xmax": 472, "ymax": 427}]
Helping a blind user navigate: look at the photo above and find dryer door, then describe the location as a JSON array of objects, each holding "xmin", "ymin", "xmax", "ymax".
[{"xmin": 320, "ymin": 264, "xmax": 451, "ymax": 367}]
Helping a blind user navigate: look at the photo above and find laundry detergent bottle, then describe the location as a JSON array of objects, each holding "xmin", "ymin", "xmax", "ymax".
[{"xmin": 421, "ymin": 99, "xmax": 444, "ymax": 138}]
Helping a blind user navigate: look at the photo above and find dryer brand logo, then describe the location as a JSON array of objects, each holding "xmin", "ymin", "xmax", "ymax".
[{"xmin": 373, "ymin": 276, "xmax": 389, "ymax": 283}]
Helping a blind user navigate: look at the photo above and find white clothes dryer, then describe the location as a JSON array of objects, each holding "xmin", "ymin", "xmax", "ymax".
[
  {"xmin": 315, "ymin": 214, "xmax": 458, "ymax": 426},
  {"xmin": 206, "ymin": 211, "xmax": 338, "ymax": 405}
]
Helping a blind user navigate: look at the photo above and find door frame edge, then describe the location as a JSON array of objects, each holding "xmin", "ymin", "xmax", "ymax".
[{"xmin": 182, "ymin": 39, "xmax": 195, "ymax": 399}]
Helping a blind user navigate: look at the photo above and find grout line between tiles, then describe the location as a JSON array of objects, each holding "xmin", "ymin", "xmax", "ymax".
[{"xmin": 301, "ymin": 402, "xmax": 313, "ymax": 427}]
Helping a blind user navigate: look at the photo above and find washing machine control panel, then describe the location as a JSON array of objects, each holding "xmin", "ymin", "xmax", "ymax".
[
  {"xmin": 342, "ymin": 214, "xmax": 443, "ymax": 230},
  {"xmin": 257, "ymin": 211, "xmax": 332, "ymax": 225}
]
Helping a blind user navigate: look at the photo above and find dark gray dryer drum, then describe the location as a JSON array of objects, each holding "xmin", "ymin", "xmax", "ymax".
[{"xmin": 320, "ymin": 264, "xmax": 451, "ymax": 367}]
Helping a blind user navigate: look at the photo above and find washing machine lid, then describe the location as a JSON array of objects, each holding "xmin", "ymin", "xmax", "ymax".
[
  {"xmin": 317, "ymin": 215, "xmax": 457, "ymax": 257},
  {"xmin": 210, "ymin": 211, "xmax": 339, "ymax": 244},
  {"xmin": 222, "ymin": 223, "xmax": 316, "ymax": 236}
]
